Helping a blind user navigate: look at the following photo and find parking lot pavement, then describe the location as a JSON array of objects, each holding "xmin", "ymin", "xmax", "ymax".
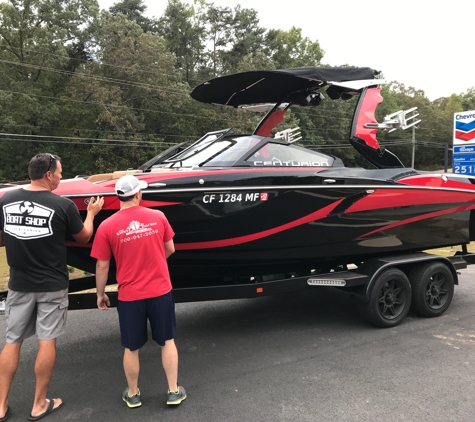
[{"xmin": 2, "ymin": 267, "xmax": 475, "ymax": 421}]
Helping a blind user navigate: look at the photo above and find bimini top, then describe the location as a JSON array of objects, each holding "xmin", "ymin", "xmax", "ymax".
[{"xmin": 191, "ymin": 66, "xmax": 380, "ymax": 107}]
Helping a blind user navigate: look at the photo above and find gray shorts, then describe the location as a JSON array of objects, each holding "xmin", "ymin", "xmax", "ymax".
[{"xmin": 4, "ymin": 288, "xmax": 69, "ymax": 343}]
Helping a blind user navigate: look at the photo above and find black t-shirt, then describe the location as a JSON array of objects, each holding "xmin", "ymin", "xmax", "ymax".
[{"xmin": 0, "ymin": 188, "xmax": 84, "ymax": 292}]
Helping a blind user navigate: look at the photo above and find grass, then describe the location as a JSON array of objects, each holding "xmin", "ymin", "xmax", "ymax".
[
  {"xmin": 1, "ymin": 243, "xmax": 474, "ymax": 292},
  {"xmin": 0, "ymin": 249, "xmax": 87, "ymax": 291},
  {"xmin": 0, "ymin": 248, "xmax": 9, "ymax": 290}
]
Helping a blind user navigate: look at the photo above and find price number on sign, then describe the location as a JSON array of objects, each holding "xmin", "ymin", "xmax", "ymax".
[{"xmin": 454, "ymin": 165, "xmax": 475, "ymax": 174}]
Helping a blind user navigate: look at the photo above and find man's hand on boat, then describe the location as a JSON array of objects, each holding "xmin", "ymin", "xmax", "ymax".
[{"xmin": 87, "ymin": 196, "xmax": 104, "ymax": 215}]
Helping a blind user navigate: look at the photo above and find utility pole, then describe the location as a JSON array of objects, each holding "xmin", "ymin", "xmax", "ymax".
[
  {"xmin": 411, "ymin": 125, "xmax": 415, "ymax": 168},
  {"xmin": 444, "ymin": 143, "xmax": 448, "ymax": 173}
]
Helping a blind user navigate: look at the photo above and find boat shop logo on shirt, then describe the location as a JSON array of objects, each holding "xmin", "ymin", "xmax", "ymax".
[
  {"xmin": 2, "ymin": 200, "xmax": 55, "ymax": 240},
  {"xmin": 116, "ymin": 220, "xmax": 158, "ymax": 242}
]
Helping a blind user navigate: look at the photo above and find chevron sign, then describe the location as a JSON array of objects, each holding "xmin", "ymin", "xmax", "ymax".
[{"xmin": 454, "ymin": 111, "xmax": 475, "ymax": 144}]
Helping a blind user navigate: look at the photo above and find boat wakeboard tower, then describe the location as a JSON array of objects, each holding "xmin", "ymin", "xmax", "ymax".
[
  {"xmin": 193, "ymin": 67, "xmax": 420, "ymax": 169},
  {"xmin": 349, "ymin": 83, "xmax": 421, "ymax": 169}
]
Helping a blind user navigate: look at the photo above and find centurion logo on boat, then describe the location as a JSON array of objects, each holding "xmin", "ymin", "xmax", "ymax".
[
  {"xmin": 253, "ymin": 160, "xmax": 330, "ymax": 167},
  {"xmin": 454, "ymin": 110, "xmax": 475, "ymax": 143}
]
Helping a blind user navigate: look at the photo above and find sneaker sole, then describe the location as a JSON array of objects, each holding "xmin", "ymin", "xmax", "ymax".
[
  {"xmin": 167, "ymin": 394, "xmax": 187, "ymax": 405},
  {"xmin": 122, "ymin": 397, "xmax": 142, "ymax": 408}
]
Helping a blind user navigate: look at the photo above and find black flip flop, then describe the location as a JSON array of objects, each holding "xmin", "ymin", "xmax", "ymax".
[
  {"xmin": 0, "ymin": 406, "xmax": 9, "ymax": 422},
  {"xmin": 28, "ymin": 399, "xmax": 63, "ymax": 421}
]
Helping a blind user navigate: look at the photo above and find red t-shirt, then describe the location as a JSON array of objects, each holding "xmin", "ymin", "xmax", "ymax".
[{"xmin": 91, "ymin": 206, "xmax": 175, "ymax": 301}]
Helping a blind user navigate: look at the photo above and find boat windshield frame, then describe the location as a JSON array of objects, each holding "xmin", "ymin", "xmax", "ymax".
[
  {"xmin": 165, "ymin": 129, "xmax": 232, "ymax": 164},
  {"xmin": 152, "ymin": 131, "xmax": 337, "ymax": 169}
]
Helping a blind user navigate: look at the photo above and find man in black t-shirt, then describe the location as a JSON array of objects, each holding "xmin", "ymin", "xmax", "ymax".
[{"xmin": 0, "ymin": 153, "xmax": 103, "ymax": 421}]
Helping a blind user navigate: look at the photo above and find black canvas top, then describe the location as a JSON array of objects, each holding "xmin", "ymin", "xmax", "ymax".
[{"xmin": 191, "ymin": 66, "xmax": 378, "ymax": 107}]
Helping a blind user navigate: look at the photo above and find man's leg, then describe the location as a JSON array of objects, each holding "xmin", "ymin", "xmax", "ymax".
[
  {"xmin": 123, "ymin": 348, "xmax": 140, "ymax": 395},
  {"xmin": 30, "ymin": 339, "xmax": 62, "ymax": 418},
  {"xmin": 0, "ymin": 342, "xmax": 22, "ymax": 418},
  {"xmin": 161, "ymin": 339, "xmax": 178, "ymax": 392}
]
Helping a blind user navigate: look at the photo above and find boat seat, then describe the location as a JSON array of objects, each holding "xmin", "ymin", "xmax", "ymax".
[
  {"xmin": 87, "ymin": 173, "xmax": 114, "ymax": 182},
  {"xmin": 87, "ymin": 169, "xmax": 143, "ymax": 183},
  {"xmin": 149, "ymin": 168, "xmax": 173, "ymax": 173},
  {"xmin": 111, "ymin": 169, "xmax": 143, "ymax": 178}
]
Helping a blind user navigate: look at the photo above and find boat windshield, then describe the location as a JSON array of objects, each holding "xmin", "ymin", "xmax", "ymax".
[
  {"xmin": 153, "ymin": 134, "xmax": 336, "ymax": 168},
  {"xmin": 171, "ymin": 132, "xmax": 222, "ymax": 161},
  {"xmin": 202, "ymin": 136, "xmax": 263, "ymax": 166},
  {"xmin": 203, "ymin": 136, "xmax": 335, "ymax": 167},
  {"xmin": 231, "ymin": 141, "xmax": 335, "ymax": 168},
  {"xmin": 162, "ymin": 138, "xmax": 234, "ymax": 168}
]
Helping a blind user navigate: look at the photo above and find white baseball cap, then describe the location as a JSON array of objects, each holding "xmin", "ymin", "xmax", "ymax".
[{"xmin": 115, "ymin": 175, "xmax": 148, "ymax": 197}]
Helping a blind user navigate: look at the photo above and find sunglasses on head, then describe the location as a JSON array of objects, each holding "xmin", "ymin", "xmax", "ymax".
[{"xmin": 46, "ymin": 153, "xmax": 56, "ymax": 173}]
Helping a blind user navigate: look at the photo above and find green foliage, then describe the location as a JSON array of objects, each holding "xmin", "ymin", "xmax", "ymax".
[
  {"xmin": 218, "ymin": 5, "xmax": 265, "ymax": 74},
  {"xmin": 382, "ymin": 82, "xmax": 454, "ymax": 169},
  {"xmin": 156, "ymin": 0, "xmax": 206, "ymax": 84},
  {"xmin": 108, "ymin": 0, "xmax": 157, "ymax": 32},
  {"xmin": 0, "ymin": 0, "xmax": 100, "ymax": 180},
  {"xmin": 461, "ymin": 88, "xmax": 475, "ymax": 111},
  {"xmin": 263, "ymin": 27, "xmax": 324, "ymax": 68},
  {"xmin": 0, "ymin": 0, "xmax": 470, "ymax": 181}
]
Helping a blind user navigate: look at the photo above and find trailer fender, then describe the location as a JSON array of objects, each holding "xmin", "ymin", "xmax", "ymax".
[{"xmin": 357, "ymin": 252, "xmax": 459, "ymax": 303}]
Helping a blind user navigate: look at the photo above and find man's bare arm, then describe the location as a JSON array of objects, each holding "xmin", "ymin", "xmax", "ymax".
[
  {"xmin": 96, "ymin": 259, "xmax": 111, "ymax": 310},
  {"xmin": 72, "ymin": 196, "xmax": 104, "ymax": 244},
  {"xmin": 165, "ymin": 239, "xmax": 175, "ymax": 259}
]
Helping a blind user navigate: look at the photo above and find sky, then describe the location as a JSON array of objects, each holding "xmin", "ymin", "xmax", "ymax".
[{"xmin": 97, "ymin": 0, "xmax": 474, "ymax": 101}]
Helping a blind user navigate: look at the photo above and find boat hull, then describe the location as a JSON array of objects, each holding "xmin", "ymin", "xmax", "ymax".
[{"xmin": 64, "ymin": 171, "xmax": 475, "ymax": 288}]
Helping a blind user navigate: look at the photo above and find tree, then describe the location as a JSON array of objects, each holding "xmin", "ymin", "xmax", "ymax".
[
  {"xmin": 383, "ymin": 82, "xmax": 453, "ymax": 169},
  {"xmin": 461, "ymin": 88, "xmax": 475, "ymax": 111},
  {"xmin": 234, "ymin": 51, "xmax": 275, "ymax": 73},
  {"xmin": 205, "ymin": 3, "xmax": 233, "ymax": 75},
  {"xmin": 108, "ymin": 0, "xmax": 157, "ymax": 33},
  {"xmin": 61, "ymin": 12, "xmax": 191, "ymax": 174},
  {"xmin": 263, "ymin": 27, "xmax": 324, "ymax": 69},
  {"xmin": 157, "ymin": 0, "xmax": 206, "ymax": 84},
  {"xmin": 219, "ymin": 5, "xmax": 265, "ymax": 74},
  {"xmin": 0, "ymin": 0, "xmax": 100, "ymax": 181}
]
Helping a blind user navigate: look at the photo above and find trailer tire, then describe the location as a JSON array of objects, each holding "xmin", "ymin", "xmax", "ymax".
[
  {"xmin": 409, "ymin": 262, "xmax": 454, "ymax": 318},
  {"xmin": 358, "ymin": 268, "xmax": 411, "ymax": 328}
]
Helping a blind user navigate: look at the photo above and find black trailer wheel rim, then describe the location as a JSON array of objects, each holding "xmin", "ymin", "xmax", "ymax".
[
  {"xmin": 378, "ymin": 280, "xmax": 407, "ymax": 320},
  {"xmin": 425, "ymin": 272, "xmax": 449, "ymax": 310}
]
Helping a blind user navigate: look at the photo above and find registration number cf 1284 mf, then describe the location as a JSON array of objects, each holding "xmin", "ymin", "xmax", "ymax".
[{"xmin": 203, "ymin": 192, "xmax": 268, "ymax": 203}]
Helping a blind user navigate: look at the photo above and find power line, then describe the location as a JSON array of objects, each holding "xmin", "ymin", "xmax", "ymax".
[
  {"xmin": 0, "ymin": 132, "xmax": 175, "ymax": 145},
  {"xmin": 0, "ymin": 137, "xmax": 166, "ymax": 148},
  {"xmin": 0, "ymin": 88, "xmax": 206, "ymax": 119},
  {"xmin": 2, "ymin": 45, "xmax": 180, "ymax": 80},
  {"xmin": 0, "ymin": 123, "xmax": 205, "ymax": 139},
  {"xmin": 0, "ymin": 59, "xmax": 186, "ymax": 93},
  {"xmin": 0, "ymin": 128, "xmax": 451, "ymax": 150},
  {"xmin": 0, "ymin": 133, "xmax": 451, "ymax": 153}
]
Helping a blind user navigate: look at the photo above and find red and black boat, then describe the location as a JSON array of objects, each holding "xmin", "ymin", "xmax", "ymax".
[
  {"xmin": 38, "ymin": 67, "xmax": 475, "ymax": 285},
  {"xmin": 2, "ymin": 66, "xmax": 475, "ymax": 327}
]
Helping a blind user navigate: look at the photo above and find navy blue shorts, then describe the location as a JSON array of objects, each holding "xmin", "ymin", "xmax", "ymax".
[{"xmin": 117, "ymin": 292, "xmax": 176, "ymax": 351}]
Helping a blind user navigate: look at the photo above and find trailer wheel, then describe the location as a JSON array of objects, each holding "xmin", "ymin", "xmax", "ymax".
[
  {"xmin": 358, "ymin": 268, "xmax": 411, "ymax": 328},
  {"xmin": 409, "ymin": 262, "xmax": 454, "ymax": 317}
]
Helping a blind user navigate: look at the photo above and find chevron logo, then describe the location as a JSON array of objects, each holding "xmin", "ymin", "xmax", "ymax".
[{"xmin": 455, "ymin": 119, "xmax": 475, "ymax": 142}]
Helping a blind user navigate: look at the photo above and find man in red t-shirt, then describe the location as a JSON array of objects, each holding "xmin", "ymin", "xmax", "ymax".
[{"xmin": 91, "ymin": 174, "xmax": 186, "ymax": 409}]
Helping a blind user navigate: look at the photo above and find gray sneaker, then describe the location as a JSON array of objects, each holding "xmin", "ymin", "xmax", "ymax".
[
  {"xmin": 167, "ymin": 386, "xmax": 186, "ymax": 405},
  {"xmin": 122, "ymin": 388, "xmax": 142, "ymax": 408}
]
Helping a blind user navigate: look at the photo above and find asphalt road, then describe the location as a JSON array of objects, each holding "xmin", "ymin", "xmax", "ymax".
[{"xmin": 2, "ymin": 268, "xmax": 475, "ymax": 422}]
